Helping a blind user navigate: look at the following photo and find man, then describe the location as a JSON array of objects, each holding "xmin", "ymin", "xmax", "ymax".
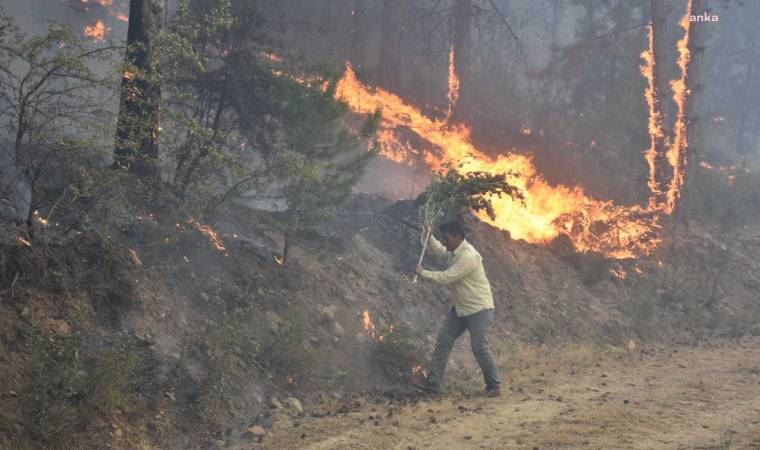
[{"xmin": 413, "ymin": 220, "xmax": 501, "ymax": 397}]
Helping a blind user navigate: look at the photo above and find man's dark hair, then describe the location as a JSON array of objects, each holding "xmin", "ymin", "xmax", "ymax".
[{"xmin": 439, "ymin": 220, "xmax": 465, "ymax": 238}]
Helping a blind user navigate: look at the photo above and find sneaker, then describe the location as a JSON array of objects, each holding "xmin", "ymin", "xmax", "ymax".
[
  {"xmin": 410, "ymin": 377, "xmax": 443, "ymax": 394},
  {"xmin": 484, "ymin": 387, "xmax": 501, "ymax": 398}
]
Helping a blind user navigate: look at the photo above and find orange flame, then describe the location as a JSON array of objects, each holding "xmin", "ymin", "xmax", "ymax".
[
  {"xmin": 84, "ymin": 20, "xmax": 109, "ymax": 42},
  {"xmin": 336, "ymin": 65, "xmax": 660, "ymax": 258},
  {"xmin": 640, "ymin": 24, "xmax": 668, "ymax": 208},
  {"xmin": 377, "ymin": 129, "xmax": 416, "ymax": 165},
  {"xmin": 362, "ymin": 310, "xmax": 377, "ymax": 340},
  {"xmin": 446, "ymin": 45, "xmax": 460, "ymax": 121},
  {"xmin": 188, "ymin": 219, "xmax": 226, "ymax": 252},
  {"xmin": 665, "ymin": 0, "xmax": 695, "ymax": 213}
]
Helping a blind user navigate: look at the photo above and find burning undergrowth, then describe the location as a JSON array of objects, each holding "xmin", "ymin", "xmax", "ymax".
[{"xmin": 362, "ymin": 310, "xmax": 428, "ymax": 383}]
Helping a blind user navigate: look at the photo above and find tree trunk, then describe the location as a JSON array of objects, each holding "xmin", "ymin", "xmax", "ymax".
[
  {"xmin": 114, "ymin": 0, "xmax": 163, "ymax": 178},
  {"xmin": 449, "ymin": 0, "xmax": 473, "ymax": 123},
  {"xmin": 648, "ymin": 0, "xmax": 673, "ymax": 207},
  {"xmin": 349, "ymin": 0, "xmax": 366, "ymax": 71},
  {"xmin": 674, "ymin": 0, "xmax": 708, "ymax": 225},
  {"xmin": 735, "ymin": 27, "xmax": 756, "ymax": 156},
  {"xmin": 282, "ymin": 232, "xmax": 291, "ymax": 267},
  {"xmin": 379, "ymin": 0, "xmax": 402, "ymax": 91},
  {"xmin": 550, "ymin": 1, "xmax": 561, "ymax": 49}
]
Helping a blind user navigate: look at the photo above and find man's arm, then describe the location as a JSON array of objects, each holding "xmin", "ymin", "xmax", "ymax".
[
  {"xmin": 420, "ymin": 251, "xmax": 478, "ymax": 285},
  {"xmin": 426, "ymin": 234, "xmax": 449, "ymax": 260}
]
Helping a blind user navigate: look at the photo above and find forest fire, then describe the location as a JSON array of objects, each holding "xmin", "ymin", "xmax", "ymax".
[
  {"xmin": 336, "ymin": 65, "xmax": 661, "ymax": 258},
  {"xmin": 188, "ymin": 219, "xmax": 226, "ymax": 252},
  {"xmin": 333, "ymin": 1, "xmax": 702, "ymax": 259}
]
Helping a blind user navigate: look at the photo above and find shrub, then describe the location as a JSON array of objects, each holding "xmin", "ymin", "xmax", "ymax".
[
  {"xmin": 256, "ymin": 312, "xmax": 318, "ymax": 384},
  {"xmin": 370, "ymin": 323, "xmax": 427, "ymax": 382}
]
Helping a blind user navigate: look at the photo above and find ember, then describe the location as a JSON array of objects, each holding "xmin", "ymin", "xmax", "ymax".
[
  {"xmin": 188, "ymin": 219, "xmax": 226, "ymax": 252},
  {"xmin": 362, "ymin": 310, "xmax": 378, "ymax": 340},
  {"xmin": 83, "ymin": 20, "xmax": 109, "ymax": 41}
]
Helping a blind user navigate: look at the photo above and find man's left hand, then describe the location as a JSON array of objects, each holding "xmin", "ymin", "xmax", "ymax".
[{"xmin": 415, "ymin": 264, "xmax": 424, "ymax": 276}]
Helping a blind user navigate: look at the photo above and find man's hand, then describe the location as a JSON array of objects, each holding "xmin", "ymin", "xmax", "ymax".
[{"xmin": 415, "ymin": 264, "xmax": 424, "ymax": 276}]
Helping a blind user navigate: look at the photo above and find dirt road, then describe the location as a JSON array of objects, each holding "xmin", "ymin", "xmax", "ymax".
[{"xmin": 252, "ymin": 338, "xmax": 760, "ymax": 449}]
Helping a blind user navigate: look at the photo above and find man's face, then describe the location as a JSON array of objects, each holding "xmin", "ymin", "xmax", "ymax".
[{"xmin": 441, "ymin": 232, "xmax": 463, "ymax": 252}]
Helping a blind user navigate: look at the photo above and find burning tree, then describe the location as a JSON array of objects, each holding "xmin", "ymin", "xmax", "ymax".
[{"xmin": 415, "ymin": 165, "xmax": 523, "ymax": 282}]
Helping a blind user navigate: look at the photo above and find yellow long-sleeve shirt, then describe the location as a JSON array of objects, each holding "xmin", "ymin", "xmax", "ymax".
[{"xmin": 420, "ymin": 236, "xmax": 495, "ymax": 317}]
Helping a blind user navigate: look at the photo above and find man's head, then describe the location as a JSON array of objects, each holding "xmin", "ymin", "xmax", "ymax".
[{"xmin": 438, "ymin": 220, "xmax": 465, "ymax": 251}]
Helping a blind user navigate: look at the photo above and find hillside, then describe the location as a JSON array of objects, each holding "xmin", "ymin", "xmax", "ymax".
[{"xmin": 2, "ymin": 193, "xmax": 759, "ymax": 448}]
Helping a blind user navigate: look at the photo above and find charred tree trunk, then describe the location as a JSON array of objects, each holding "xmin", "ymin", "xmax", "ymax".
[
  {"xmin": 114, "ymin": 0, "xmax": 163, "ymax": 178},
  {"xmin": 449, "ymin": 0, "xmax": 473, "ymax": 123},
  {"xmin": 379, "ymin": 0, "xmax": 402, "ymax": 92},
  {"xmin": 649, "ymin": 0, "xmax": 673, "ymax": 207},
  {"xmin": 550, "ymin": 1, "xmax": 561, "ymax": 50},
  {"xmin": 735, "ymin": 28, "xmax": 756, "ymax": 157},
  {"xmin": 282, "ymin": 232, "xmax": 291, "ymax": 267},
  {"xmin": 674, "ymin": 0, "xmax": 708, "ymax": 225},
  {"xmin": 350, "ymin": 0, "xmax": 366, "ymax": 71}
]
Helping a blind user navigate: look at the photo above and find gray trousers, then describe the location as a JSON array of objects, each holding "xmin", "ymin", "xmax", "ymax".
[{"xmin": 429, "ymin": 307, "xmax": 501, "ymax": 390}]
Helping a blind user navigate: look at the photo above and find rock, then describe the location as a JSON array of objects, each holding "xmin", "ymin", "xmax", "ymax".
[
  {"xmin": 333, "ymin": 322, "xmax": 344, "ymax": 336},
  {"xmin": 270, "ymin": 397, "xmax": 282, "ymax": 409},
  {"xmin": 114, "ymin": 428, "xmax": 123, "ymax": 438},
  {"xmin": 200, "ymin": 292, "xmax": 209, "ymax": 302},
  {"xmin": 321, "ymin": 305, "xmax": 338, "ymax": 322},
  {"xmin": 285, "ymin": 397, "xmax": 303, "ymax": 414},
  {"xmin": 266, "ymin": 311, "xmax": 283, "ymax": 332},
  {"xmin": 244, "ymin": 425, "xmax": 266, "ymax": 439},
  {"xmin": 50, "ymin": 319, "xmax": 71, "ymax": 337}
]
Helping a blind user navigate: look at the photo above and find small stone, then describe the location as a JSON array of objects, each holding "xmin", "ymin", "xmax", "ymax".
[
  {"xmin": 333, "ymin": 322, "xmax": 345, "ymax": 336},
  {"xmin": 114, "ymin": 428, "xmax": 123, "ymax": 438},
  {"xmin": 266, "ymin": 311, "xmax": 283, "ymax": 332},
  {"xmin": 270, "ymin": 397, "xmax": 282, "ymax": 409},
  {"xmin": 286, "ymin": 397, "xmax": 303, "ymax": 413},
  {"xmin": 247, "ymin": 425, "xmax": 266, "ymax": 437},
  {"xmin": 321, "ymin": 305, "xmax": 338, "ymax": 322},
  {"xmin": 200, "ymin": 292, "xmax": 209, "ymax": 302}
]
